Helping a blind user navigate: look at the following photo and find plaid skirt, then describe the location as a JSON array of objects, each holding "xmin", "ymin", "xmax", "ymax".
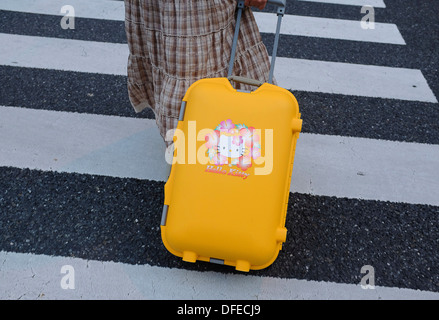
[{"xmin": 124, "ymin": 0, "xmax": 273, "ymax": 145}]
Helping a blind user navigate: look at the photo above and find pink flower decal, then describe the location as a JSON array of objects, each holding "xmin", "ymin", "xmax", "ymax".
[
  {"xmin": 213, "ymin": 154, "xmax": 228, "ymax": 165},
  {"xmin": 251, "ymin": 147, "xmax": 261, "ymax": 159},
  {"xmin": 205, "ymin": 130, "xmax": 219, "ymax": 149},
  {"xmin": 219, "ymin": 119, "xmax": 234, "ymax": 132},
  {"xmin": 232, "ymin": 135, "xmax": 243, "ymax": 146},
  {"xmin": 237, "ymin": 155, "xmax": 252, "ymax": 171}
]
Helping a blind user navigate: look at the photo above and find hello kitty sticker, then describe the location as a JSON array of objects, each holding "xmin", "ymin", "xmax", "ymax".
[{"xmin": 204, "ymin": 119, "xmax": 262, "ymax": 179}]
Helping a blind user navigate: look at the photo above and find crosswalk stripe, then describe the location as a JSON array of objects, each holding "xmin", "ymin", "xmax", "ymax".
[
  {"xmin": 0, "ymin": 33, "xmax": 127, "ymax": 75},
  {"xmin": 1, "ymin": 105, "xmax": 439, "ymax": 206},
  {"xmin": 2, "ymin": 250, "xmax": 438, "ymax": 300},
  {"xmin": 0, "ymin": 33, "xmax": 436, "ymax": 103},
  {"xmin": 0, "ymin": 0, "xmax": 402, "ymax": 44},
  {"xmin": 274, "ymin": 57, "xmax": 437, "ymax": 103},
  {"xmin": 297, "ymin": 0, "xmax": 386, "ymax": 8},
  {"xmin": 254, "ymin": 12, "xmax": 405, "ymax": 44},
  {"xmin": 0, "ymin": 0, "xmax": 125, "ymax": 21}
]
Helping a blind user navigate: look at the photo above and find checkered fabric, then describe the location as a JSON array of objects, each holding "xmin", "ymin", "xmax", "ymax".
[{"xmin": 124, "ymin": 0, "xmax": 273, "ymax": 145}]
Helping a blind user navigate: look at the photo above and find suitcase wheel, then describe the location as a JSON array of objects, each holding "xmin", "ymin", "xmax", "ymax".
[
  {"xmin": 235, "ymin": 260, "xmax": 250, "ymax": 272},
  {"xmin": 182, "ymin": 251, "xmax": 197, "ymax": 263}
]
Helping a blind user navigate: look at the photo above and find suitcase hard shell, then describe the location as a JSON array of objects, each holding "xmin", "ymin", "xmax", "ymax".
[{"xmin": 160, "ymin": 0, "xmax": 302, "ymax": 272}]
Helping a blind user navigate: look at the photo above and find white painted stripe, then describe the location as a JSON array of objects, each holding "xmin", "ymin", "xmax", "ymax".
[
  {"xmin": 1, "ymin": 106, "xmax": 439, "ymax": 207},
  {"xmin": 0, "ymin": 0, "xmax": 125, "ymax": 21},
  {"xmin": 0, "ymin": 33, "xmax": 128, "ymax": 75},
  {"xmin": 297, "ymin": 0, "xmax": 386, "ymax": 8},
  {"xmin": 0, "ymin": 106, "xmax": 169, "ymax": 182},
  {"xmin": 1, "ymin": 251, "xmax": 438, "ymax": 299},
  {"xmin": 254, "ymin": 12, "xmax": 404, "ymax": 44},
  {"xmin": 0, "ymin": 34, "xmax": 436, "ymax": 102},
  {"xmin": 274, "ymin": 57, "xmax": 437, "ymax": 103},
  {"xmin": 0, "ymin": 0, "xmax": 399, "ymax": 44},
  {"xmin": 292, "ymin": 133, "xmax": 439, "ymax": 205}
]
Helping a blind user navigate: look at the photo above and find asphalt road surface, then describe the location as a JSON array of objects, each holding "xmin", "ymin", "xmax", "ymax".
[{"xmin": 0, "ymin": 0, "xmax": 438, "ymax": 301}]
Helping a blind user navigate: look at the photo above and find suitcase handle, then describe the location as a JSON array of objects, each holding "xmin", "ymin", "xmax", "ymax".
[
  {"xmin": 227, "ymin": 0, "xmax": 285, "ymax": 84},
  {"xmin": 228, "ymin": 75, "xmax": 264, "ymax": 87}
]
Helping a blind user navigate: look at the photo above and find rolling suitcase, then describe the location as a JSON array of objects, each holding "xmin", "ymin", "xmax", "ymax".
[{"xmin": 160, "ymin": 0, "xmax": 302, "ymax": 272}]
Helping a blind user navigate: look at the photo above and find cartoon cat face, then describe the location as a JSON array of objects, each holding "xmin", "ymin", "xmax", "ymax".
[
  {"xmin": 205, "ymin": 119, "xmax": 260, "ymax": 170},
  {"xmin": 218, "ymin": 133, "xmax": 245, "ymax": 159}
]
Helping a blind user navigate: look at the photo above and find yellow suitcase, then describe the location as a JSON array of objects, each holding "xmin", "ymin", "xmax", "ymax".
[{"xmin": 160, "ymin": 0, "xmax": 302, "ymax": 272}]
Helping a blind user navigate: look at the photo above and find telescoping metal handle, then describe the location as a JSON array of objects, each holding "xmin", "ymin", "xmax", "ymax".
[{"xmin": 227, "ymin": 0, "xmax": 286, "ymax": 85}]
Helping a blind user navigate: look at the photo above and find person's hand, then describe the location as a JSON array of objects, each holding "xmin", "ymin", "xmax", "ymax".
[{"xmin": 244, "ymin": 0, "xmax": 267, "ymax": 10}]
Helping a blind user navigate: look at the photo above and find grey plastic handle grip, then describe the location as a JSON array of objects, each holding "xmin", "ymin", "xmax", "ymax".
[
  {"xmin": 228, "ymin": 75, "xmax": 264, "ymax": 87},
  {"xmin": 227, "ymin": 0, "xmax": 285, "ymax": 84}
]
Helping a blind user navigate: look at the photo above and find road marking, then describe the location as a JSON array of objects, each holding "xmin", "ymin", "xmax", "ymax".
[
  {"xmin": 293, "ymin": 133, "xmax": 439, "ymax": 205},
  {"xmin": 254, "ymin": 12, "xmax": 404, "ymax": 44},
  {"xmin": 1, "ymin": 34, "xmax": 435, "ymax": 102},
  {"xmin": 1, "ymin": 106, "xmax": 438, "ymax": 206},
  {"xmin": 0, "ymin": 0, "xmax": 125, "ymax": 21},
  {"xmin": 1, "ymin": 250, "xmax": 438, "ymax": 299},
  {"xmin": 297, "ymin": 0, "xmax": 386, "ymax": 8},
  {"xmin": 0, "ymin": 33, "xmax": 128, "ymax": 75},
  {"xmin": 0, "ymin": 106, "xmax": 168, "ymax": 182},
  {"xmin": 274, "ymin": 57, "xmax": 437, "ymax": 103},
  {"xmin": 0, "ymin": 0, "xmax": 400, "ymax": 44}
]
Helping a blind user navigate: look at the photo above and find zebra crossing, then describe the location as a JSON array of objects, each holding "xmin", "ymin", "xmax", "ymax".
[{"xmin": 0, "ymin": 0, "xmax": 438, "ymax": 300}]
